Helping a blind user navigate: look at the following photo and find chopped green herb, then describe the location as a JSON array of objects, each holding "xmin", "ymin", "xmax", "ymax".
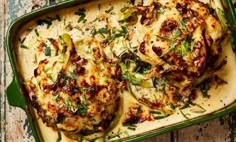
[
  {"xmin": 154, "ymin": 115, "xmax": 169, "ymax": 120},
  {"xmin": 124, "ymin": 130, "xmax": 129, "ymax": 136},
  {"xmin": 169, "ymin": 103, "xmax": 176, "ymax": 110},
  {"xmin": 81, "ymin": 93, "xmax": 88, "ymax": 103},
  {"xmin": 65, "ymin": 98, "xmax": 72, "ymax": 107},
  {"xmin": 181, "ymin": 40, "xmax": 190, "ymax": 55},
  {"xmin": 20, "ymin": 45, "xmax": 29, "ymax": 49},
  {"xmin": 36, "ymin": 15, "xmax": 61, "ymax": 28},
  {"xmin": 56, "ymin": 131, "xmax": 62, "ymax": 142},
  {"xmin": 107, "ymin": 129, "xmax": 122, "ymax": 139},
  {"xmin": 65, "ymin": 23, "xmax": 73, "ymax": 31},
  {"xmin": 43, "ymin": 45, "xmax": 51, "ymax": 56},
  {"xmin": 134, "ymin": 61, "xmax": 152, "ymax": 74},
  {"xmin": 197, "ymin": 79, "xmax": 210, "ymax": 98},
  {"xmin": 37, "ymin": 19, "xmax": 52, "ymax": 29},
  {"xmin": 79, "ymin": 135, "xmax": 84, "ymax": 142},
  {"xmin": 123, "ymin": 124, "xmax": 137, "ymax": 127},
  {"xmin": 156, "ymin": 29, "xmax": 180, "ymax": 42},
  {"xmin": 172, "ymin": 29, "xmax": 180, "ymax": 39},
  {"xmin": 179, "ymin": 109, "xmax": 190, "ymax": 119},
  {"xmin": 98, "ymin": 4, "xmax": 101, "ymax": 10},
  {"xmin": 150, "ymin": 110, "xmax": 162, "ymax": 114},
  {"xmin": 190, "ymin": 40, "xmax": 195, "ymax": 51},
  {"xmin": 120, "ymin": 6, "xmax": 129, "ymax": 12},
  {"xmin": 56, "ymin": 14, "xmax": 61, "ymax": 21},
  {"xmin": 136, "ymin": 106, "xmax": 142, "ymax": 114},
  {"xmin": 105, "ymin": 6, "xmax": 114, "ymax": 13},
  {"xmin": 191, "ymin": 103, "xmax": 206, "ymax": 113},
  {"xmin": 78, "ymin": 15, "xmax": 87, "ymax": 23},
  {"xmin": 19, "ymin": 37, "xmax": 26, "ymax": 43},
  {"xmin": 35, "ymin": 29, "xmax": 39, "ymax": 36},
  {"xmin": 69, "ymin": 70, "xmax": 78, "ymax": 80},
  {"xmin": 156, "ymin": 35, "xmax": 173, "ymax": 42},
  {"xmin": 160, "ymin": 43, "xmax": 177, "ymax": 57},
  {"xmin": 73, "ymin": 88, "xmax": 80, "ymax": 93},
  {"xmin": 130, "ymin": 0, "xmax": 135, "ymax": 5},
  {"xmin": 91, "ymin": 27, "xmax": 110, "ymax": 37},
  {"xmin": 120, "ymin": 63, "xmax": 142, "ymax": 85},
  {"xmin": 127, "ymin": 127, "xmax": 136, "ymax": 131},
  {"xmin": 108, "ymin": 26, "xmax": 128, "ymax": 41},
  {"xmin": 98, "ymin": 27, "xmax": 110, "ymax": 35},
  {"xmin": 77, "ymin": 104, "xmax": 88, "ymax": 116},
  {"xmin": 152, "ymin": 77, "xmax": 167, "ymax": 91},
  {"xmin": 75, "ymin": 8, "xmax": 87, "ymax": 23},
  {"xmin": 92, "ymin": 17, "xmax": 100, "ymax": 22},
  {"xmin": 216, "ymin": 8, "xmax": 228, "ymax": 29},
  {"xmin": 121, "ymin": 26, "xmax": 128, "ymax": 35},
  {"xmin": 180, "ymin": 103, "xmax": 190, "ymax": 109},
  {"xmin": 26, "ymin": 27, "xmax": 33, "ymax": 32},
  {"xmin": 89, "ymin": 138, "xmax": 98, "ymax": 142},
  {"xmin": 34, "ymin": 54, "xmax": 37, "ymax": 63},
  {"xmin": 52, "ymin": 94, "xmax": 60, "ymax": 101},
  {"xmin": 44, "ymin": 67, "xmax": 51, "ymax": 73},
  {"xmin": 157, "ymin": 7, "xmax": 165, "ymax": 14},
  {"xmin": 180, "ymin": 18, "xmax": 187, "ymax": 32}
]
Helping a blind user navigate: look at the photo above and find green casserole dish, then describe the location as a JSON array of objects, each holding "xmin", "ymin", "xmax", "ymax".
[{"xmin": 5, "ymin": 0, "xmax": 236, "ymax": 141}]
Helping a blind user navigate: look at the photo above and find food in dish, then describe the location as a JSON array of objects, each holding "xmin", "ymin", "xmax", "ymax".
[{"xmin": 16, "ymin": 0, "xmax": 233, "ymax": 141}]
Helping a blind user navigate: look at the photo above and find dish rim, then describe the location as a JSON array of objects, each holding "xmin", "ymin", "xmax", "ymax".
[{"xmin": 5, "ymin": 0, "xmax": 236, "ymax": 141}]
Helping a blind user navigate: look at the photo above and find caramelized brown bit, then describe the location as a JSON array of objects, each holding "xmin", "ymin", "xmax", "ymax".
[
  {"xmin": 90, "ymin": 76, "xmax": 96, "ymax": 85},
  {"xmin": 152, "ymin": 46, "xmax": 162, "ymax": 56},
  {"xmin": 160, "ymin": 19, "xmax": 178, "ymax": 36},
  {"xmin": 48, "ymin": 38, "xmax": 59, "ymax": 55},
  {"xmin": 123, "ymin": 115, "xmax": 146, "ymax": 125},
  {"xmin": 188, "ymin": 9, "xmax": 198, "ymax": 17},
  {"xmin": 136, "ymin": 4, "xmax": 156, "ymax": 26},
  {"xmin": 176, "ymin": 3, "xmax": 187, "ymax": 16},
  {"xmin": 74, "ymin": 66, "xmax": 85, "ymax": 75},
  {"xmin": 139, "ymin": 41, "xmax": 146, "ymax": 54},
  {"xmin": 114, "ymin": 64, "xmax": 122, "ymax": 79},
  {"xmin": 34, "ymin": 68, "xmax": 40, "ymax": 77},
  {"xmin": 93, "ymin": 47, "xmax": 101, "ymax": 59},
  {"xmin": 39, "ymin": 59, "xmax": 49, "ymax": 65},
  {"xmin": 31, "ymin": 94, "xmax": 40, "ymax": 110}
]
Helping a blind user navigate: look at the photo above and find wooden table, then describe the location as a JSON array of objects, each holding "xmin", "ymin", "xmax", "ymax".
[{"xmin": 1, "ymin": 0, "xmax": 236, "ymax": 142}]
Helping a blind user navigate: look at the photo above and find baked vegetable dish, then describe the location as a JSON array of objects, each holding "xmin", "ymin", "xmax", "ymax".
[{"xmin": 15, "ymin": 0, "xmax": 236, "ymax": 141}]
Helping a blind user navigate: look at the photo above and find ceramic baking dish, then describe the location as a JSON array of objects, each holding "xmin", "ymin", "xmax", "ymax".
[{"xmin": 5, "ymin": 0, "xmax": 236, "ymax": 141}]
